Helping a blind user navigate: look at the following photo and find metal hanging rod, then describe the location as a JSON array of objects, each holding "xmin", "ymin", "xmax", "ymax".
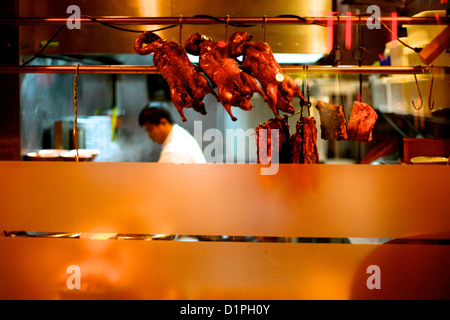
[
  {"xmin": 0, "ymin": 16, "xmax": 447, "ymax": 26},
  {"xmin": 0, "ymin": 65, "xmax": 447, "ymax": 75}
]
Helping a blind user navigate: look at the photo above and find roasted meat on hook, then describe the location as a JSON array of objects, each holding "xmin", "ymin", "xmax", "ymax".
[
  {"xmin": 346, "ymin": 101, "xmax": 378, "ymax": 142},
  {"xmin": 255, "ymin": 115, "xmax": 291, "ymax": 164},
  {"xmin": 291, "ymin": 117, "xmax": 319, "ymax": 164},
  {"xmin": 228, "ymin": 32, "xmax": 308, "ymax": 118},
  {"xmin": 315, "ymin": 100, "xmax": 348, "ymax": 141},
  {"xmin": 185, "ymin": 33, "xmax": 267, "ymax": 121},
  {"xmin": 134, "ymin": 31, "xmax": 217, "ymax": 122}
]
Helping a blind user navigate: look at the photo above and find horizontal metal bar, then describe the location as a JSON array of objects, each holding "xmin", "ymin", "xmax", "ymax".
[
  {"xmin": 281, "ymin": 65, "xmax": 449, "ymax": 75},
  {"xmin": 0, "ymin": 65, "xmax": 448, "ymax": 75},
  {"xmin": 0, "ymin": 16, "xmax": 447, "ymax": 26}
]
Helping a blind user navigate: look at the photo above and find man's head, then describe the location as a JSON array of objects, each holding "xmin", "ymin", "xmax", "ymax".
[{"xmin": 138, "ymin": 106, "xmax": 174, "ymax": 144}]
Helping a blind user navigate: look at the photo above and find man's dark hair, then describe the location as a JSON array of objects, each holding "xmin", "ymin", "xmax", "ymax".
[{"xmin": 138, "ymin": 106, "xmax": 174, "ymax": 126}]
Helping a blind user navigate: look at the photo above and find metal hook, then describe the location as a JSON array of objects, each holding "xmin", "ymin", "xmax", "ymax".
[
  {"xmin": 299, "ymin": 65, "xmax": 312, "ymax": 117},
  {"xmin": 306, "ymin": 65, "xmax": 311, "ymax": 116},
  {"xmin": 412, "ymin": 74, "xmax": 423, "ymax": 110},
  {"xmin": 178, "ymin": 15, "xmax": 183, "ymax": 45},
  {"xmin": 358, "ymin": 14, "xmax": 362, "ymax": 50},
  {"xmin": 330, "ymin": 47, "xmax": 343, "ymax": 67},
  {"xmin": 358, "ymin": 73, "xmax": 363, "ymax": 102},
  {"xmin": 263, "ymin": 15, "xmax": 267, "ymax": 42},
  {"xmin": 301, "ymin": 65, "xmax": 306, "ymax": 97},
  {"xmin": 428, "ymin": 70, "xmax": 435, "ymax": 110},
  {"xmin": 352, "ymin": 17, "xmax": 367, "ymax": 103},
  {"xmin": 352, "ymin": 47, "xmax": 366, "ymax": 102},
  {"xmin": 299, "ymin": 65, "xmax": 305, "ymax": 120},
  {"xmin": 225, "ymin": 15, "xmax": 230, "ymax": 41}
]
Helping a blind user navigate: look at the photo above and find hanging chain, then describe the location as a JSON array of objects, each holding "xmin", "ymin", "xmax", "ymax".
[
  {"xmin": 263, "ymin": 15, "xmax": 267, "ymax": 42},
  {"xmin": 328, "ymin": 14, "xmax": 345, "ymax": 109},
  {"xmin": 412, "ymin": 74, "xmax": 423, "ymax": 110},
  {"xmin": 353, "ymin": 15, "xmax": 367, "ymax": 102},
  {"xmin": 428, "ymin": 68, "xmax": 435, "ymax": 110},
  {"xmin": 306, "ymin": 65, "xmax": 311, "ymax": 116},
  {"xmin": 224, "ymin": 15, "xmax": 230, "ymax": 41},
  {"xmin": 179, "ymin": 15, "xmax": 183, "ymax": 45},
  {"xmin": 73, "ymin": 64, "xmax": 80, "ymax": 162}
]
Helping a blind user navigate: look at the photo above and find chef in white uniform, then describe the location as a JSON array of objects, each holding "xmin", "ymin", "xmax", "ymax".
[{"xmin": 138, "ymin": 106, "xmax": 206, "ymax": 164}]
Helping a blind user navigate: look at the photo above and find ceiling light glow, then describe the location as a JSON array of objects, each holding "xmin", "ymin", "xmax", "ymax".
[{"xmin": 187, "ymin": 53, "xmax": 324, "ymax": 65}]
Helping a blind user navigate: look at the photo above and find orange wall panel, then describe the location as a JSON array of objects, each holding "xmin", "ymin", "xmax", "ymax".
[
  {"xmin": 0, "ymin": 237, "xmax": 448, "ymax": 300},
  {"xmin": 0, "ymin": 162, "xmax": 449, "ymax": 239}
]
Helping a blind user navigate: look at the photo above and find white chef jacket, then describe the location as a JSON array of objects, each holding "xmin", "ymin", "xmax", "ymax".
[{"xmin": 158, "ymin": 124, "xmax": 206, "ymax": 164}]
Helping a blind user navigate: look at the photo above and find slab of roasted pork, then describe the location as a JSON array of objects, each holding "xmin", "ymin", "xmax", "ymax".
[
  {"xmin": 255, "ymin": 115, "xmax": 291, "ymax": 164},
  {"xmin": 346, "ymin": 101, "xmax": 378, "ymax": 142},
  {"xmin": 291, "ymin": 117, "xmax": 319, "ymax": 164},
  {"xmin": 315, "ymin": 100, "xmax": 348, "ymax": 140}
]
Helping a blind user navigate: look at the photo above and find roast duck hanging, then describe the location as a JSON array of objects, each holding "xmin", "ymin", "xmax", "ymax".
[
  {"xmin": 185, "ymin": 33, "xmax": 268, "ymax": 121},
  {"xmin": 134, "ymin": 30, "xmax": 378, "ymax": 160},
  {"xmin": 228, "ymin": 32, "xmax": 308, "ymax": 118},
  {"xmin": 134, "ymin": 31, "xmax": 218, "ymax": 122}
]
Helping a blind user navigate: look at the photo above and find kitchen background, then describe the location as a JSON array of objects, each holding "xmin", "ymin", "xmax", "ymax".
[{"xmin": 3, "ymin": 0, "xmax": 449, "ymax": 163}]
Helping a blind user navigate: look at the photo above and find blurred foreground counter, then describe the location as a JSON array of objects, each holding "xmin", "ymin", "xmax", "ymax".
[{"xmin": 0, "ymin": 162, "xmax": 449, "ymax": 299}]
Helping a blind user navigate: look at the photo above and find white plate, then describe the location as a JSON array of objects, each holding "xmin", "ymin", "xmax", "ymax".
[
  {"xmin": 410, "ymin": 156, "xmax": 448, "ymax": 164},
  {"xmin": 37, "ymin": 149, "xmax": 68, "ymax": 156},
  {"xmin": 70, "ymin": 149, "xmax": 100, "ymax": 156},
  {"xmin": 60, "ymin": 150, "xmax": 96, "ymax": 161},
  {"xmin": 26, "ymin": 149, "xmax": 68, "ymax": 161},
  {"xmin": 27, "ymin": 149, "xmax": 68, "ymax": 157}
]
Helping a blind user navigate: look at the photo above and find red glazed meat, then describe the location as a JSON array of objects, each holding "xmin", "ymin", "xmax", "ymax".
[
  {"xmin": 255, "ymin": 115, "xmax": 291, "ymax": 164},
  {"xmin": 185, "ymin": 33, "xmax": 267, "ymax": 121},
  {"xmin": 315, "ymin": 100, "xmax": 348, "ymax": 140},
  {"xmin": 291, "ymin": 117, "xmax": 319, "ymax": 164},
  {"xmin": 228, "ymin": 32, "xmax": 308, "ymax": 118},
  {"xmin": 134, "ymin": 31, "xmax": 217, "ymax": 122},
  {"xmin": 347, "ymin": 101, "xmax": 378, "ymax": 142}
]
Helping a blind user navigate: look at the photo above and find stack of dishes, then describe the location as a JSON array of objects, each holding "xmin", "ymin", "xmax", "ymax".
[
  {"xmin": 25, "ymin": 149, "xmax": 68, "ymax": 161},
  {"xmin": 60, "ymin": 149, "xmax": 100, "ymax": 161},
  {"xmin": 25, "ymin": 149, "xmax": 100, "ymax": 161}
]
